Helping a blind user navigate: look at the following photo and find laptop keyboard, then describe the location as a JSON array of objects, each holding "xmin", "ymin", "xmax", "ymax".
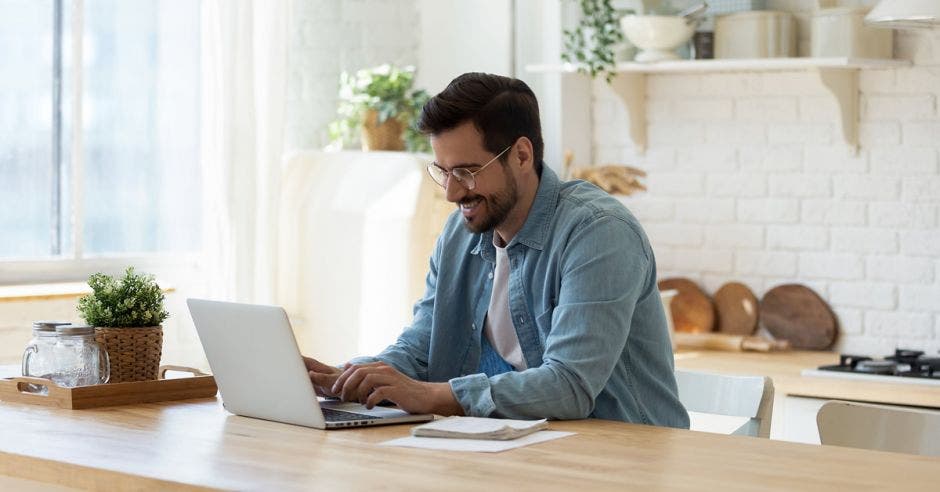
[{"xmin": 321, "ymin": 407, "xmax": 379, "ymax": 422}]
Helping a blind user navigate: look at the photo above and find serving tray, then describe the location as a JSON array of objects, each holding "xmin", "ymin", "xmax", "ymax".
[{"xmin": 0, "ymin": 365, "xmax": 217, "ymax": 410}]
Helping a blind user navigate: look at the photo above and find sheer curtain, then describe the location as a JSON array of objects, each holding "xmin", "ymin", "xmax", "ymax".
[{"xmin": 200, "ymin": 0, "xmax": 289, "ymax": 303}]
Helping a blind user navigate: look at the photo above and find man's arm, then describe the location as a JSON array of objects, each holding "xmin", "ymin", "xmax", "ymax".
[{"xmin": 449, "ymin": 216, "xmax": 651, "ymax": 419}]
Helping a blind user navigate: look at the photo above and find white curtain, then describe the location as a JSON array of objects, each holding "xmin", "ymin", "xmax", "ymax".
[{"xmin": 200, "ymin": 0, "xmax": 289, "ymax": 303}]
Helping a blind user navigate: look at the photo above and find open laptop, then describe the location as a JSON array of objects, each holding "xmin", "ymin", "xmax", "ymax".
[{"xmin": 187, "ymin": 298, "xmax": 433, "ymax": 429}]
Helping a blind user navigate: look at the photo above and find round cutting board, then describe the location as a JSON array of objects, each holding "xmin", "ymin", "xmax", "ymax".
[
  {"xmin": 759, "ymin": 284, "xmax": 837, "ymax": 350},
  {"xmin": 657, "ymin": 278, "xmax": 715, "ymax": 333},
  {"xmin": 714, "ymin": 282, "xmax": 759, "ymax": 336}
]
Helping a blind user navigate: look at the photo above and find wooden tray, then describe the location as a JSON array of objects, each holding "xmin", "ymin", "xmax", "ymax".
[{"xmin": 0, "ymin": 365, "xmax": 218, "ymax": 410}]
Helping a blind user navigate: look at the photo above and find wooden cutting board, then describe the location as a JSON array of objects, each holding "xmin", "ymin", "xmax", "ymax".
[
  {"xmin": 714, "ymin": 282, "xmax": 759, "ymax": 336},
  {"xmin": 760, "ymin": 284, "xmax": 837, "ymax": 350},
  {"xmin": 657, "ymin": 278, "xmax": 714, "ymax": 333}
]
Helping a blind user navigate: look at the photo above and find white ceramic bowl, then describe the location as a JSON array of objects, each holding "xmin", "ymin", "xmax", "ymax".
[{"xmin": 620, "ymin": 15, "xmax": 695, "ymax": 62}]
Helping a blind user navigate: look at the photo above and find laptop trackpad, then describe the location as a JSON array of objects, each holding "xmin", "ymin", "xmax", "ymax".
[{"xmin": 319, "ymin": 399, "xmax": 411, "ymax": 418}]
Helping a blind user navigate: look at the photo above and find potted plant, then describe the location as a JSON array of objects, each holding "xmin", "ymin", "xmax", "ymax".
[
  {"xmin": 328, "ymin": 64, "xmax": 431, "ymax": 153},
  {"xmin": 77, "ymin": 267, "xmax": 169, "ymax": 383},
  {"xmin": 562, "ymin": 0, "xmax": 629, "ymax": 82}
]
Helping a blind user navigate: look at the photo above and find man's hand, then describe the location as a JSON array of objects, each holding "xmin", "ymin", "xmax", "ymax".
[
  {"xmin": 303, "ymin": 356, "xmax": 344, "ymax": 398},
  {"xmin": 332, "ymin": 361, "xmax": 464, "ymax": 416}
]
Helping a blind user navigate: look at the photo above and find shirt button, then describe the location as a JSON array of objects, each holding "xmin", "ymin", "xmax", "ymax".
[
  {"xmin": 487, "ymin": 272, "xmax": 493, "ymax": 280},
  {"xmin": 471, "ymin": 323, "xmax": 476, "ymax": 330},
  {"xmin": 518, "ymin": 316, "xmax": 524, "ymax": 324}
]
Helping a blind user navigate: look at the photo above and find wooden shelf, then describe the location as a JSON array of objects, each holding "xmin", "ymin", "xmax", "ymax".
[{"xmin": 527, "ymin": 57, "xmax": 911, "ymax": 154}]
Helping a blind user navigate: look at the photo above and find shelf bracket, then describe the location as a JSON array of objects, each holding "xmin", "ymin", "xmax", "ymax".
[
  {"xmin": 816, "ymin": 68, "xmax": 859, "ymax": 155},
  {"xmin": 608, "ymin": 73, "xmax": 647, "ymax": 154}
]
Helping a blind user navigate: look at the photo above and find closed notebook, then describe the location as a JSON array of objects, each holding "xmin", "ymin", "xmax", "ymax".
[{"xmin": 411, "ymin": 417, "xmax": 548, "ymax": 440}]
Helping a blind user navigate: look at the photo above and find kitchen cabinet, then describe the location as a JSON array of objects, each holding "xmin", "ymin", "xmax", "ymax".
[
  {"xmin": 674, "ymin": 350, "xmax": 940, "ymax": 444},
  {"xmin": 528, "ymin": 57, "xmax": 910, "ymax": 157}
]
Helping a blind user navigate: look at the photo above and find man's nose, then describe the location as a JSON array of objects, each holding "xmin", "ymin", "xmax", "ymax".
[{"xmin": 444, "ymin": 177, "xmax": 466, "ymax": 203}]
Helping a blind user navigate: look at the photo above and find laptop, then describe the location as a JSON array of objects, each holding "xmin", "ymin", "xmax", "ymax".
[{"xmin": 187, "ymin": 298, "xmax": 434, "ymax": 429}]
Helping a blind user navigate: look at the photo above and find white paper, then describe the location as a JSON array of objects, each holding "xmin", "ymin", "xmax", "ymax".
[{"xmin": 379, "ymin": 430, "xmax": 575, "ymax": 452}]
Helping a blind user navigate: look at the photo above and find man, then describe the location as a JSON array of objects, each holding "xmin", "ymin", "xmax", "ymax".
[{"xmin": 305, "ymin": 72, "xmax": 688, "ymax": 428}]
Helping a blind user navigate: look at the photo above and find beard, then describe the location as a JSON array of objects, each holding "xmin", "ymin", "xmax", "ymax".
[{"xmin": 460, "ymin": 167, "xmax": 519, "ymax": 234}]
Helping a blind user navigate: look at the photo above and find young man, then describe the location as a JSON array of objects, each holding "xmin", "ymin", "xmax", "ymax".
[{"xmin": 305, "ymin": 73, "xmax": 688, "ymax": 428}]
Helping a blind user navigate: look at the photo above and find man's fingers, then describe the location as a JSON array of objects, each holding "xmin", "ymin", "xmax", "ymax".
[
  {"xmin": 365, "ymin": 386, "xmax": 392, "ymax": 409},
  {"xmin": 302, "ymin": 356, "xmax": 340, "ymax": 375}
]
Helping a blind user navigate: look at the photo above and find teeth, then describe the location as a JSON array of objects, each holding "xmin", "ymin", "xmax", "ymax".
[{"xmin": 461, "ymin": 199, "xmax": 481, "ymax": 210}]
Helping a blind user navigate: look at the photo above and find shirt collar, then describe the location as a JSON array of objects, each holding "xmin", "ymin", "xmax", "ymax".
[{"xmin": 471, "ymin": 165, "xmax": 561, "ymax": 259}]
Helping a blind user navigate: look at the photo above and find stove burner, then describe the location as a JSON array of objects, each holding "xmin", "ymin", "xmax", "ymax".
[
  {"xmin": 818, "ymin": 349, "xmax": 940, "ymax": 380},
  {"xmin": 855, "ymin": 360, "xmax": 897, "ymax": 375}
]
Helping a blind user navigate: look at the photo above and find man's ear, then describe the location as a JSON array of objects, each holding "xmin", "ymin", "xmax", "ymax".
[{"xmin": 516, "ymin": 136, "xmax": 534, "ymax": 170}]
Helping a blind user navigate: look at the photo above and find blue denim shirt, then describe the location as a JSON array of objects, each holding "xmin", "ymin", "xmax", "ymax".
[{"xmin": 355, "ymin": 166, "xmax": 689, "ymax": 428}]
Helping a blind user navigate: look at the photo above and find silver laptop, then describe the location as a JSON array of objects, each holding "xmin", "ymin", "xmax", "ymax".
[{"xmin": 187, "ymin": 298, "xmax": 433, "ymax": 429}]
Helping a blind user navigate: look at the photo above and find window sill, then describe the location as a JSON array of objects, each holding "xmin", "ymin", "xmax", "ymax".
[{"xmin": 0, "ymin": 282, "xmax": 175, "ymax": 303}]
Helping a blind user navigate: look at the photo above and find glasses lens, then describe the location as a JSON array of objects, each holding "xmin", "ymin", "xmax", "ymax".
[
  {"xmin": 427, "ymin": 163, "xmax": 447, "ymax": 187},
  {"xmin": 452, "ymin": 169, "xmax": 475, "ymax": 190}
]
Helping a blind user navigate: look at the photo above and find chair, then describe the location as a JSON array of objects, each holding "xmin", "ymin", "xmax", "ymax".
[
  {"xmin": 675, "ymin": 370, "xmax": 774, "ymax": 438},
  {"xmin": 817, "ymin": 400, "xmax": 940, "ymax": 456}
]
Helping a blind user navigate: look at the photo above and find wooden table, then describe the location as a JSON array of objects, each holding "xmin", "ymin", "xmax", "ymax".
[
  {"xmin": 0, "ymin": 398, "xmax": 937, "ymax": 491},
  {"xmin": 675, "ymin": 350, "xmax": 940, "ymax": 408}
]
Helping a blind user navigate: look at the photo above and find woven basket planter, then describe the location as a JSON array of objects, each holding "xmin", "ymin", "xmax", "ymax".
[
  {"xmin": 94, "ymin": 326, "xmax": 163, "ymax": 383},
  {"xmin": 361, "ymin": 109, "xmax": 405, "ymax": 151}
]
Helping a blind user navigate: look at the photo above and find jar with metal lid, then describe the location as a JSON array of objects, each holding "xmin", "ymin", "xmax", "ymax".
[
  {"xmin": 21, "ymin": 321, "xmax": 71, "ymax": 393},
  {"xmin": 52, "ymin": 325, "xmax": 110, "ymax": 387}
]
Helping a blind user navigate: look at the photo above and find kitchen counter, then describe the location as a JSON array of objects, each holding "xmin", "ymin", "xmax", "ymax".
[
  {"xmin": 674, "ymin": 350, "xmax": 940, "ymax": 409},
  {"xmin": 1, "ymin": 398, "xmax": 937, "ymax": 491}
]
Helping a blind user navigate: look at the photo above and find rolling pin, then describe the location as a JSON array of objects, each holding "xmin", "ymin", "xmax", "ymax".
[{"xmin": 674, "ymin": 332, "xmax": 790, "ymax": 352}]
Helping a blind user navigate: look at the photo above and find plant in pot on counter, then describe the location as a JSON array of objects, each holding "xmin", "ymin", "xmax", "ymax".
[
  {"xmin": 328, "ymin": 64, "xmax": 430, "ymax": 153},
  {"xmin": 77, "ymin": 267, "xmax": 169, "ymax": 383}
]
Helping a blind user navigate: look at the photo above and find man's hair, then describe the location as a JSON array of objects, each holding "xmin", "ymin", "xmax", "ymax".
[{"xmin": 417, "ymin": 73, "xmax": 544, "ymax": 174}]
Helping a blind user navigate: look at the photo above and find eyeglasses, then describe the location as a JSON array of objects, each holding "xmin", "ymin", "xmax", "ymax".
[{"xmin": 426, "ymin": 145, "xmax": 512, "ymax": 191}]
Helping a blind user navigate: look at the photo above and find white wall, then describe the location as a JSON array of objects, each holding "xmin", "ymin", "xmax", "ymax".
[
  {"xmin": 593, "ymin": 25, "xmax": 940, "ymax": 354},
  {"xmin": 415, "ymin": 0, "xmax": 513, "ymax": 93}
]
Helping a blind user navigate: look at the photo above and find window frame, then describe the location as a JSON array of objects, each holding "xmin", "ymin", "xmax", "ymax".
[{"xmin": 1, "ymin": 0, "xmax": 202, "ymax": 285}]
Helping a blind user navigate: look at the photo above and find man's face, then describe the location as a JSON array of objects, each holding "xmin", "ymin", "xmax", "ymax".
[{"xmin": 430, "ymin": 122, "xmax": 519, "ymax": 234}]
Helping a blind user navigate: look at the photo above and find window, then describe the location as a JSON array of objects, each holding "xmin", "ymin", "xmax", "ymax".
[{"xmin": 0, "ymin": 0, "xmax": 201, "ymax": 268}]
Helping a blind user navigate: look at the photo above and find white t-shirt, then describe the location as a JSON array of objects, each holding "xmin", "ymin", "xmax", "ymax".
[{"xmin": 483, "ymin": 238, "xmax": 527, "ymax": 371}]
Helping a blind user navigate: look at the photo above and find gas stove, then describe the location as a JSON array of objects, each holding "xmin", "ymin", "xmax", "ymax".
[{"xmin": 801, "ymin": 349, "xmax": 940, "ymax": 387}]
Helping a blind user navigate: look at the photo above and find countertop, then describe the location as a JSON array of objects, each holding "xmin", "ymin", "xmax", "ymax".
[
  {"xmin": 1, "ymin": 398, "xmax": 938, "ymax": 491},
  {"xmin": 674, "ymin": 350, "xmax": 940, "ymax": 408}
]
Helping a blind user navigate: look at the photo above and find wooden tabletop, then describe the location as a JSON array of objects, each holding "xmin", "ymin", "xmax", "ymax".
[
  {"xmin": 674, "ymin": 350, "xmax": 940, "ymax": 408},
  {"xmin": 0, "ymin": 398, "xmax": 938, "ymax": 491}
]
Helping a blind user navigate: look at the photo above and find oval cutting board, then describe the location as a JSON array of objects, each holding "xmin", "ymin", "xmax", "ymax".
[
  {"xmin": 759, "ymin": 284, "xmax": 837, "ymax": 350},
  {"xmin": 714, "ymin": 282, "xmax": 759, "ymax": 336},
  {"xmin": 657, "ymin": 278, "xmax": 715, "ymax": 333}
]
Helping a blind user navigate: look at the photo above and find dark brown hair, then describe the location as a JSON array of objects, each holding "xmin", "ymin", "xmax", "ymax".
[{"xmin": 417, "ymin": 73, "xmax": 544, "ymax": 174}]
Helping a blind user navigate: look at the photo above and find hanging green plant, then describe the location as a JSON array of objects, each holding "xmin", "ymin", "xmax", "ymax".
[{"xmin": 561, "ymin": 0, "xmax": 627, "ymax": 83}]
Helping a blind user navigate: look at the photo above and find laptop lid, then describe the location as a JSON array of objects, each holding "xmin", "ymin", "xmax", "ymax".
[{"xmin": 186, "ymin": 298, "xmax": 431, "ymax": 429}]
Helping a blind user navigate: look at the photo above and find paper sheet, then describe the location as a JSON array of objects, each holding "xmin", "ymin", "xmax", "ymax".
[{"xmin": 379, "ymin": 430, "xmax": 575, "ymax": 452}]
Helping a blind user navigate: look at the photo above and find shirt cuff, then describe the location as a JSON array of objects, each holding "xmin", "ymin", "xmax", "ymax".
[{"xmin": 449, "ymin": 373, "xmax": 497, "ymax": 417}]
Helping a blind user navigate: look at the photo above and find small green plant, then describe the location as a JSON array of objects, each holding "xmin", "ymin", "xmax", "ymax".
[
  {"xmin": 562, "ymin": 0, "xmax": 627, "ymax": 82},
  {"xmin": 328, "ymin": 64, "xmax": 430, "ymax": 153},
  {"xmin": 77, "ymin": 267, "xmax": 169, "ymax": 327}
]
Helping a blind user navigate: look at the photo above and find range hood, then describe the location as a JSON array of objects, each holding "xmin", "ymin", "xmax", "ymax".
[{"xmin": 865, "ymin": 0, "xmax": 940, "ymax": 29}]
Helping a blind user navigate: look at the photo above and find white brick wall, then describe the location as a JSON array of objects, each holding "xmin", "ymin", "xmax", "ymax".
[
  {"xmin": 286, "ymin": 0, "xmax": 420, "ymax": 150},
  {"xmin": 595, "ymin": 26, "xmax": 940, "ymax": 352}
]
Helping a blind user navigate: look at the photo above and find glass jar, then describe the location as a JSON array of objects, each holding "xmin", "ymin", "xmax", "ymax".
[
  {"xmin": 52, "ymin": 325, "xmax": 110, "ymax": 387},
  {"xmin": 21, "ymin": 321, "xmax": 70, "ymax": 394}
]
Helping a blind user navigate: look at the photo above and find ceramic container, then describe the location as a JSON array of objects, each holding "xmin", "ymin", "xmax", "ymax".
[{"xmin": 811, "ymin": 7, "xmax": 893, "ymax": 58}]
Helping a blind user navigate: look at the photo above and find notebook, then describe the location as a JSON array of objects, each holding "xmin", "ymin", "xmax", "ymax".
[{"xmin": 187, "ymin": 298, "xmax": 433, "ymax": 429}]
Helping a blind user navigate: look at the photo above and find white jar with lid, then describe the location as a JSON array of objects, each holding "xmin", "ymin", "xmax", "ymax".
[
  {"xmin": 52, "ymin": 325, "xmax": 110, "ymax": 387},
  {"xmin": 811, "ymin": 7, "xmax": 893, "ymax": 58},
  {"xmin": 22, "ymin": 321, "xmax": 70, "ymax": 393}
]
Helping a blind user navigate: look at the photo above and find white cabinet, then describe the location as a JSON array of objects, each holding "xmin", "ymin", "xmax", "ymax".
[{"xmin": 277, "ymin": 151, "xmax": 451, "ymax": 363}]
